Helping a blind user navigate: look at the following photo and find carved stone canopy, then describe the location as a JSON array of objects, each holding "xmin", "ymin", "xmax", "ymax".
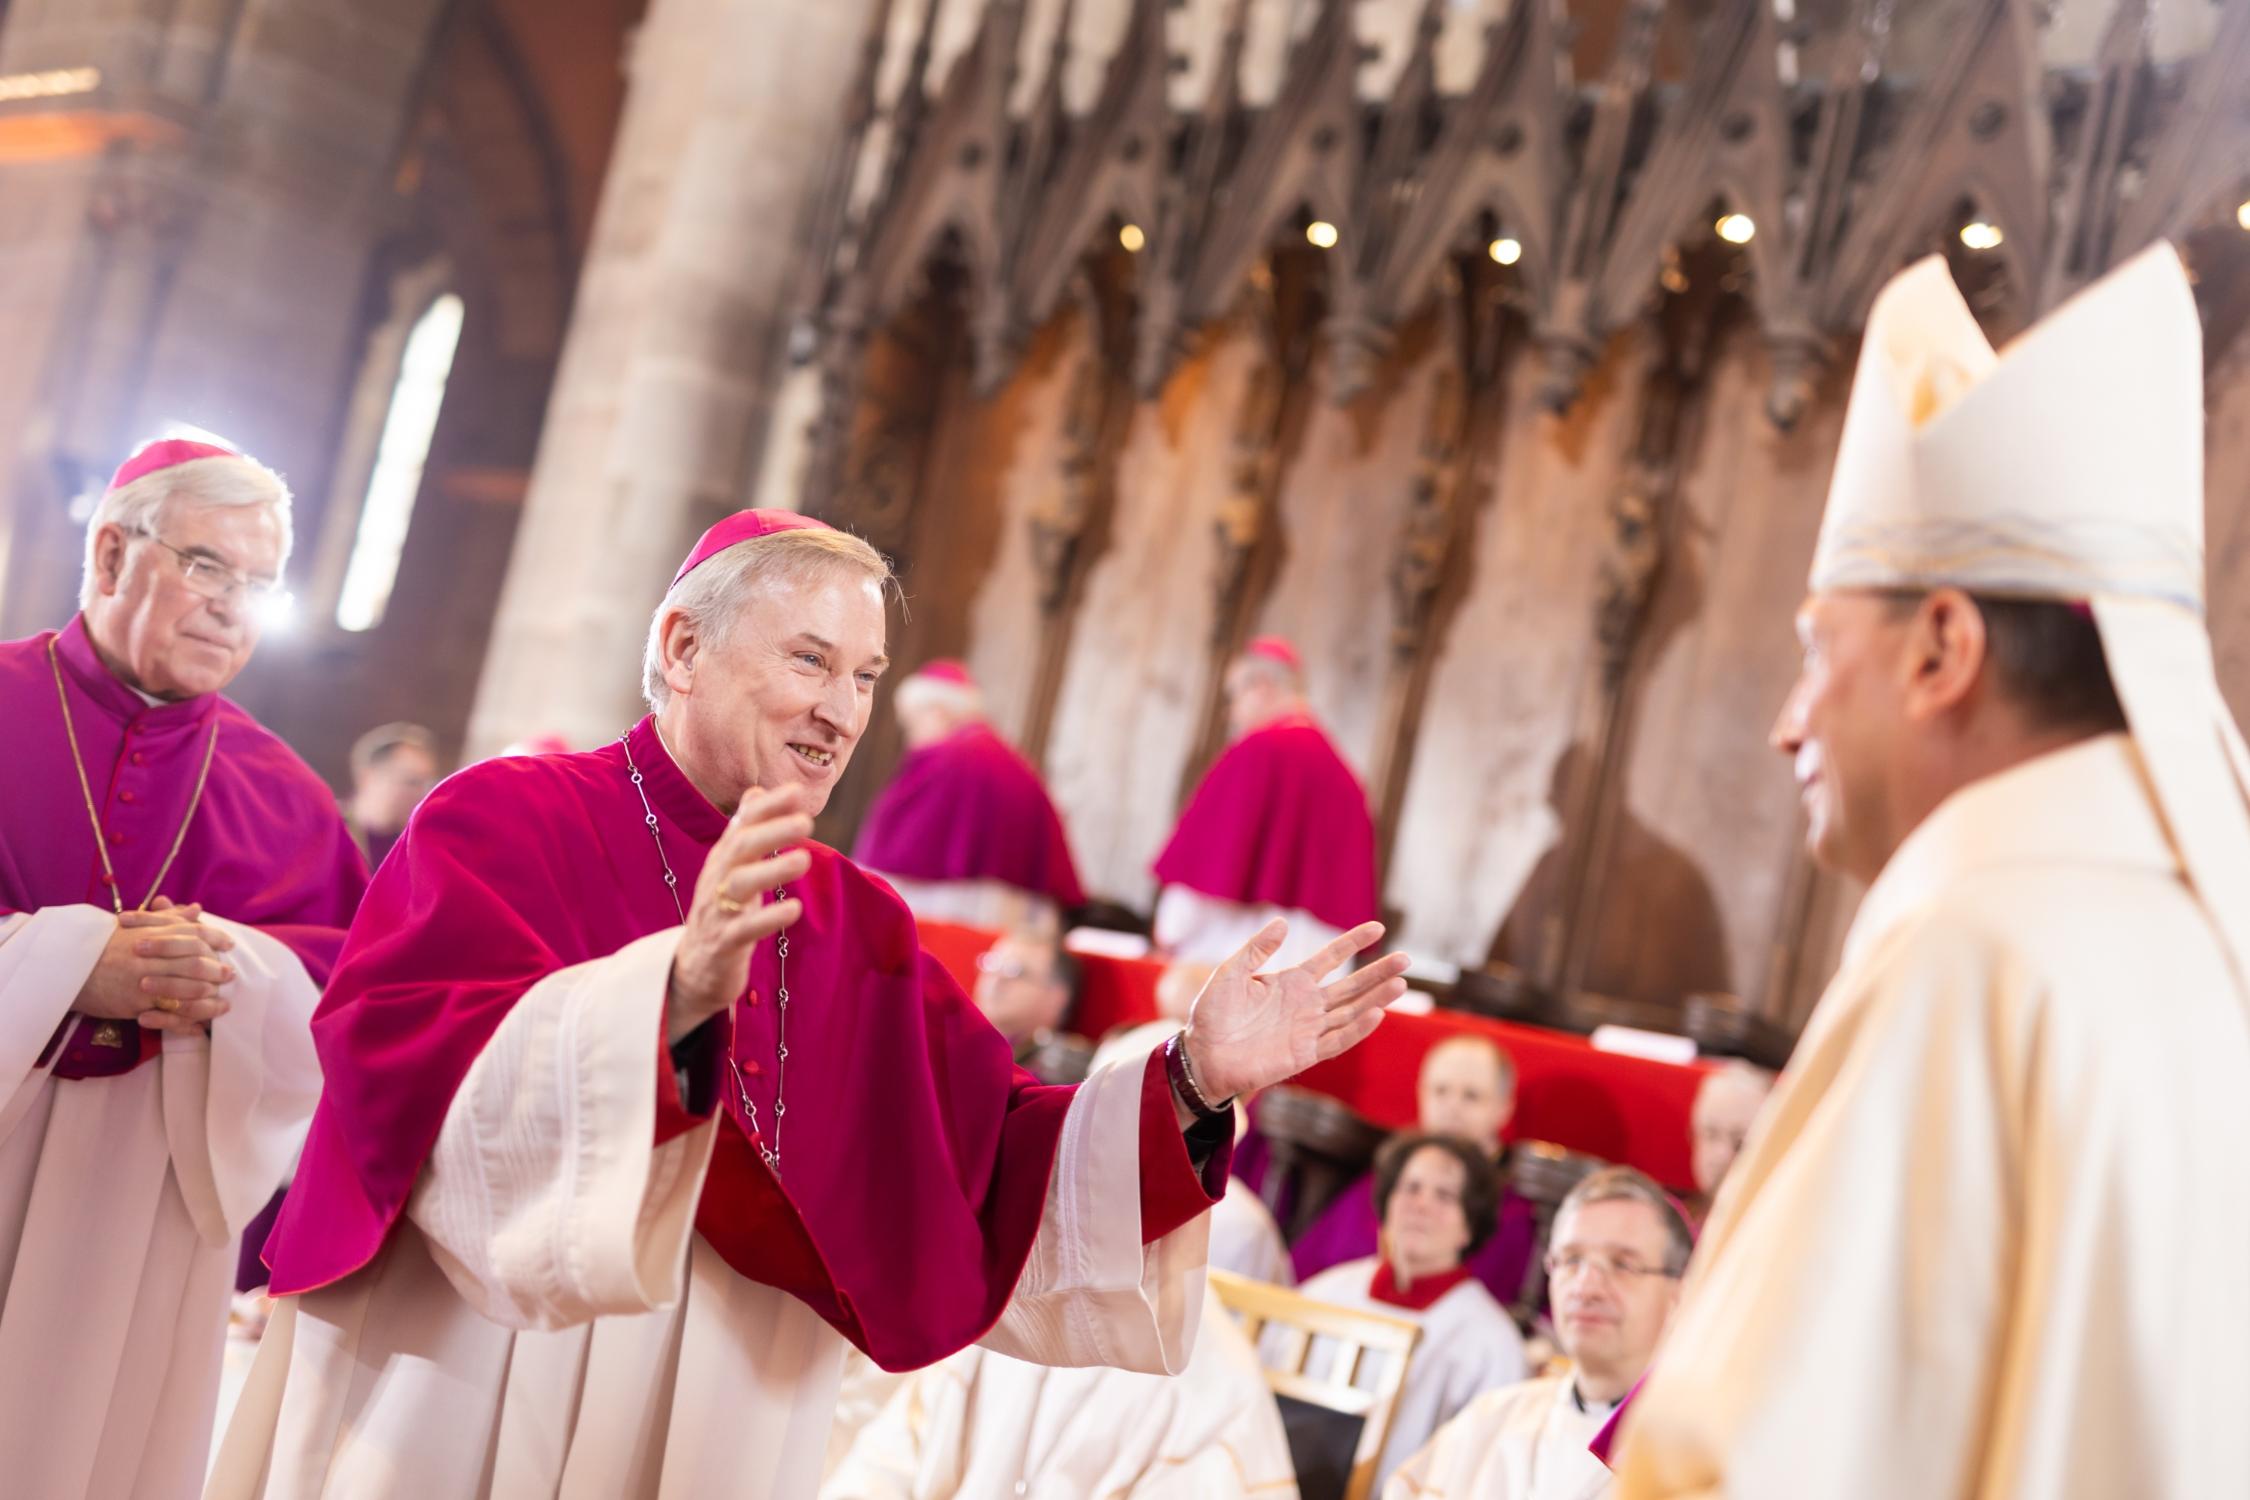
[{"xmin": 797, "ymin": 0, "xmax": 2250, "ymax": 461}]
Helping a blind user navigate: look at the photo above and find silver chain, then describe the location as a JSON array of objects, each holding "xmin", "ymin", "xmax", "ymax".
[{"xmin": 621, "ymin": 734, "xmax": 790, "ymax": 1174}]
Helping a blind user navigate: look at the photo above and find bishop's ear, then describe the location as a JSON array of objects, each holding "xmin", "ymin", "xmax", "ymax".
[
  {"xmin": 659, "ymin": 609, "xmax": 702, "ymax": 698},
  {"xmin": 92, "ymin": 523, "xmax": 129, "ymax": 596},
  {"xmin": 1901, "ymin": 587, "xmax": 1989, "ymax": 722}
]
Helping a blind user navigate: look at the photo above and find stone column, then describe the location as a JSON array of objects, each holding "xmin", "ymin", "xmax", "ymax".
[
  {"xmin": 464, "ymin": 0, "xmax": 881, "ymax": 755},
  {"xmin": 0, "ymin": 0, "xmax": 450, "ymax": 636}
]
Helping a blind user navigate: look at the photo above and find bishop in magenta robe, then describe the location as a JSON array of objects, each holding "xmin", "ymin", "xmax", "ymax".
[
  {"xmin": 0, "ymin": 439, "xmax": 365, "ymax": 1499},
  {"xmin": 853, "ymin": 659, "xmax": 1084, "ymax": 929},
  {"xmin": 1154, "ymin": 637, "xmax": 1379, "ymax": 971},
  {"xmin": 214, "ymin": 510, "xmax": 1406, "ymax": 1498}
]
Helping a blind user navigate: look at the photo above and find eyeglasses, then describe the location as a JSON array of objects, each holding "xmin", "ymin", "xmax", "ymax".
[
  {"xmin": 136, "ymin": 531, "xmax": 291, "ymax": 610},
  {"xmin": 976, "ymin": 951, "xmax": 1036, "ymax": 982},
  {"xmin": 1543, "ymin": 1249, "xmax": 1681, "ymax": 1284}
]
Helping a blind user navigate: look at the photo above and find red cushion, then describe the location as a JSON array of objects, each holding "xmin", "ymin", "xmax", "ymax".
[{"xmin": 916, "ymin": 920, "xmax": 1714, "ymax": 1192}]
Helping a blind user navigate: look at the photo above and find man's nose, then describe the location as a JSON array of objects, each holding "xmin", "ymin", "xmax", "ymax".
[{"xmin": 1769, "ymin": 692, "xmax": 1805, "ymax": 754}]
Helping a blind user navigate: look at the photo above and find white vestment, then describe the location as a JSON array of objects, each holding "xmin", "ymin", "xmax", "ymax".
[
  {"xmin": 1212, "ymin": 1179, "xmax": 1294, "ymax": 1286},
  {"xmin": 0, "ymin": 905, "xmax": 320, "ymax": 1499},
  {"xmin": 1615, "ymin": 736, "xmax": 2250, "ymax": 1498},
  {"xmin": 1092, "ymin": 1021, "xmax": 1291, "ymax": 1286},
  {"xmin": 1293, "ymin": 1257, "xmax": 1529, "ymax": 1493},
  {"xmin": 822, "ymin": 1286, "xmax": 1297, "ymax": 1499},
  {"xmin": 1153, "ymin": 887, "xmax": 1344, "ymax": 973},
  {"xmin": 208, "ymin": 927, "xmax": 1215, "ymax": 1499},
  {"xmin": 1384, "ymin": 1374, "xmax": 1616, "ymax": 1500},
  {"xmin": 879, "ymin": 874, "xmax": 1059, "ymax": 936}
]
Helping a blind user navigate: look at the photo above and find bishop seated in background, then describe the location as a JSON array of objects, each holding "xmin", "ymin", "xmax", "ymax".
[
  {"xmin": 1388, "ymin": 1167, "xmax": 1688, "ymax": 1500},
  {"xmin": 1153, "ymin": 636, "xmax": 1378, "ymax": 971},
  {"xmin": 0, "ymin": 439, "xmax": 366, "ymax": 1499},
  {"xmin": 211, "ymin": 509, "xmax": 1410, "ymax": 1498},
  {"xmin": 852, "ymin": 658, "xmax": 1084, "ymax": 931}
]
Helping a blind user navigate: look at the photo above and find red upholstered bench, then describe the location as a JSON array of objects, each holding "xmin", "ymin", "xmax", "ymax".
[{"xmin": 917, "ymin": 919, "xmax": 1714, "ymax": 1193}]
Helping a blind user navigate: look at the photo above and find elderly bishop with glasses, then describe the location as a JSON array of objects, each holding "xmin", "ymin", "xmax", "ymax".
[{"xmin": 0, "ymin": 438, "xmax": 367, "ymax": 1497}]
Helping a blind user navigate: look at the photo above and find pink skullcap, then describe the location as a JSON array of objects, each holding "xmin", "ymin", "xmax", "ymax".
[
  {"xmin": 913, "ymin": 659, "xmax": 976, "ymax": 689},
  {"xmin": 1244, "ymin": 635, "xmax": 1302, "ymax": 674},
  {"xmin": 109, "ymin": 438, "xmax": 240, "ymax": 492},
  {"xmin": 671, "ymin": 509, "xmax": 834, "ymax": 589}
]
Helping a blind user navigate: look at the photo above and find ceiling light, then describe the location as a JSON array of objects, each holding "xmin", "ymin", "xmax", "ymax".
[
  {"xmin": 1715, "ymin": 213, "xmax": 1756, "ymax": 245},
  {"xmin": 1488, "ymin": 237, "xmax": 1522, "ymax": 266},
  {"xmin": 1305, "ymin": 220, "xmax": 1339, "ymax": 250},
  {"xmin": 1118, "ymin": 223, "xmax": 1145, "ymax": 253},
  {"xmin": 1959, "ymin": 220, "xmax": 2004, "ymax": 251}
]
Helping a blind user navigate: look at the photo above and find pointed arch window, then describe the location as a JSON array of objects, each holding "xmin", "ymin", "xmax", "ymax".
[{"xmin": 335, "ymin": 292, "xmax": 464, "ymax": 631}]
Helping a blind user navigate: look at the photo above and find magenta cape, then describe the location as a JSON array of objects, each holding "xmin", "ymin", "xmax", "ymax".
[
  {"xmin": 1589, "ymin": 1374, "xmax": 1644, "ymax": 1467},
  {"xmin": 852, "ymin": 724, "xmax": 1085, "ymax": 908},
  {"xmin": 264, "ymin": 717, "xmax": 1222, "ymax": 1370},
  {"xmin": 1288, "ymin": 1168, "xmax": 1540, "ymax": 1311},
  {"xmin": 1153, "ymin": 715, "xmax": 1378, "ymax": 931},
  {"xmin": 1, "ymin": 618, "xmax": 366, "ymax": 1073}
]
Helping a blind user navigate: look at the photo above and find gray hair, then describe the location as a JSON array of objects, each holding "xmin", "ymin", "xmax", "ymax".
[
  {"xmin": 641, "ymin": 526, "xmax": 893, "ymax": 711},
  {"xmin": 1553, "ymin": 1165, "xmax": 1695, "ymax": 1275},
  {"xmin": 81, "ymin": 450, "xmax": 294, "ymax": 607}
]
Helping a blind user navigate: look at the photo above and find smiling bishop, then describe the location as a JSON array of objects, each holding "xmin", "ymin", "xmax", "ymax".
[
  {"xmin": 213, "ymin": 509, "xmax": 1409, "ymax": 1498},
  {"xmin": 0, "ymin": 438, "xmax": 368, "ymax": 1498},
  {"xmin": 1612, "ymin": 245, "xmax": 2250, "ymax": 1498}
]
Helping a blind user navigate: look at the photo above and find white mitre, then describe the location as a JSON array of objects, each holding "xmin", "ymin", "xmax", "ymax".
[{"xmin": 1812, "ymin": 242, "xmax": 2250, "ymax": 998}]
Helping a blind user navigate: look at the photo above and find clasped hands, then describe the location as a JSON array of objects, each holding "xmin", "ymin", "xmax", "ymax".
[{"xmin": 73, "ymin": 896, "xmax": 239, "ymax": 1034}]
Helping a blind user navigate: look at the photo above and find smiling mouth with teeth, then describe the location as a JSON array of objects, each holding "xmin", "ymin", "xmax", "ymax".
[{"xmin": 792, "ymin": 744, "xmax": 836, "ymax": 768}]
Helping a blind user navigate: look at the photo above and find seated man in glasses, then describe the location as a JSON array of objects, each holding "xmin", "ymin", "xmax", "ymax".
[
  {"xmin": 0, "ymin": 437, "xmax": 366, "ymax": 1496},
  {"xmin": 1384, "ymin": 1167, "xmax": 1690, "ymax": 1500},
  {"xmin": 970, "ymin": 925, "xmax": 1086, "ymax": 1083}
]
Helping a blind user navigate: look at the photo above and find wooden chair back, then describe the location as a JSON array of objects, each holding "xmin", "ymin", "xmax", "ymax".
[
  {"xmin": 1207, "ymin": 1269, "xmax": 1421, "ymax": 1500},
  {"xmin": 1251, "ymin": 1085, "xmax": 1387, "ymax": 1239}
]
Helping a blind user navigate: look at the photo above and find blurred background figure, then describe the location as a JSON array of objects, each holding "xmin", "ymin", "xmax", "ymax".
[
  {"xmin": 1152, "ymin": 638, "xmax": 1377, "ymax": 972},
  {"xmin": 823, "ymin": 1286, "xmax": 1295, "ymax": 1500},
  {"xmin": 344, "ymin": 721, "xmax": 441, "ymax": 869},
  {"xmin": 972, "ymin": 923, "xmax": 1088, "ymax": 1084},
  {"xmin": 857, "ymin": 659, "xmax": 1084, "ymax": 931},
  {"xmin": 1292, "ymin": 1036, "xmax": 1539, "ymax": 1309},
  {"xmin": 1685, "ymin": 1060, "xmax": 1775, "ymax": 1225},
  {"xmin": 1290, "ymin": 1132, "xmax": 1527, "ymax": 1494},
  {"xmin": 1385, "ymin": 1166, "xmax": 1689, "ymax": 1500}
]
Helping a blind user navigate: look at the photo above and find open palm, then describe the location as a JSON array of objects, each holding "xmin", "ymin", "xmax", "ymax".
[{"xmin": 1183, "ymin": 920, "xmax": 1411, "ymax": 1102}]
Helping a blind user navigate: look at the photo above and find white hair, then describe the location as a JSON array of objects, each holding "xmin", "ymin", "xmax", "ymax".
[
  {"xmin": 892, "ymin": 670, "xmax": 984, "ymax": 724},
  {"xmin": 1229, "ymin": 649, "xmax": 1303, "ymax": 696},
  {"xmin": 81, "ymin": 452, "xmax": 294, "ymax": 607},
  {"xmin": 1692, "ymin": 1059, "xmax": 1776, "ymax": 1123},
  {"xmin": 642, "ymin": 526, "xmax": 893, "ymax": 711}
]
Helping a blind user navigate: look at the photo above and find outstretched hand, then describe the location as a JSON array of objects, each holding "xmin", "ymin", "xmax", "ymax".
[{"xmin": 1181, "ymin": 920, "xmax": 1409, "ymax": 1103}]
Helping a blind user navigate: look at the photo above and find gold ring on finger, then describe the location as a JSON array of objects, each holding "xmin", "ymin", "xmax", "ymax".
[
  {"xmin": 157, "ymin": 996, "xmax": 180, "ymax": 1014},
  {"xmin": 716, "ymin": 894, "xmax": 745, "ymax": 915}
]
